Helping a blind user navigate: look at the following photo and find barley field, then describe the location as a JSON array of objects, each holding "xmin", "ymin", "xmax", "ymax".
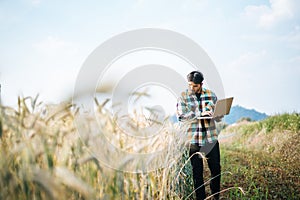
[
  {"xmin": 0, "ymin": 96, "xmax": 299, "ymax": 199},
  {"xmin": 0, "ymin": 96, "xmax": 195, "ymax": 200}
]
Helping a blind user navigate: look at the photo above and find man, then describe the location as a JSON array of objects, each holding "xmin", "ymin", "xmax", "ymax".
[{"xmin": 176, "ymin": 71, "xmax": 221, "ymax": 200}]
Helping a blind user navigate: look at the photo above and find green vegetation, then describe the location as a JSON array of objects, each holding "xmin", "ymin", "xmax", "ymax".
[
  {"xmin": 0, "ymin": 96, "xmax": 299, "ymax": 199},
  {"xmin": 231, "ymin": 112, "xmax": 299, "ymax": 134},
  {"xmin": 220, "ymin": 113, "xmax": 300, "ymax": 199}
]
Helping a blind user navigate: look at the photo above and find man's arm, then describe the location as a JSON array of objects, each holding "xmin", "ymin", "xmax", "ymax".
[{"xmin": 176, "ymin": 94, "xmax": 198, "ymax": 121}]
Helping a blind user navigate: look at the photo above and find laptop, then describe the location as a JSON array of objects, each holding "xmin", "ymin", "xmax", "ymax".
[{"xmin": 197, "ymin": 97, "xmax": 234, "ymax": 119}]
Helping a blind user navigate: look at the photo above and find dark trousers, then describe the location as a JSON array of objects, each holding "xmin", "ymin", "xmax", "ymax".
[{"xmin": 189, "ymin": 141, "xmax": 221, "ymax": 200}]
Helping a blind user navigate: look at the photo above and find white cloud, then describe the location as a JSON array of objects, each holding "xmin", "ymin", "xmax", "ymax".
[
  {"xmin": 260, "ymin": 0, "xmax": 293, "ymax": 28},
  {"xmin": 243, "ymin": 0, "xmax": 299, "ymax": 29},
  {"xmin": 30, "ymin": 0, "xmax": 41, "ymax": 6}
]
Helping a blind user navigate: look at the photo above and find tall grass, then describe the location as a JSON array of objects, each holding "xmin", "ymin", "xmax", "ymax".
[
  {"xmin": 223, "ymin": 112, "xmax": 300, "ymax": 136},
  {"xmin": 0, "ymin": 96, "xmax": 198, "ymax": 199},
  {"xmin": 219, "ymin": 113, "xmax": 300, "ymax": 199},
  {"xmin": 5, "ymin": 95, "xmax": 293, "ymax": 199}
]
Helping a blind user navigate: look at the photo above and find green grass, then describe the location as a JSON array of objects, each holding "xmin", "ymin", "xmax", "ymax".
[
  {"xmin": 219, "ymin": 113, "xmax": 300, "ymax": 199},
  {"xmin": 220, "ymin": 147, "xmax": 300, "ymax": 199},
  {"xmin": 223, "ymin": 112, "xmax": 300, "ymax": 136}
]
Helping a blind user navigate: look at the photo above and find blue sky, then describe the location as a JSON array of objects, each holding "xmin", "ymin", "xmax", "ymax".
[{"xmin": 0, "ymin": 0, "xmax": 300, "ymax": 115}]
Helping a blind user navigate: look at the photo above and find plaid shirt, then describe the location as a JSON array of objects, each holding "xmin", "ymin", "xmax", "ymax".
[{"xmin": 176, "ymin": 88, "xmax": 218, "ymax": 146}]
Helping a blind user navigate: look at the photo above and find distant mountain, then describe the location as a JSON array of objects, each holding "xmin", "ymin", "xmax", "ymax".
[
  {"xmin": 224, "ymin": 105, "xmax": 268, "ymax": 124},
  {"xmin": 168, "ymin": 105, "xmax": 268, "ymax": 124}
]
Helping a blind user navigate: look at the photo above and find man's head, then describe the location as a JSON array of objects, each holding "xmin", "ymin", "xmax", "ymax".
[{"xmin": 187, "ymin": 71, "xmax": 204, "ymax": 93}]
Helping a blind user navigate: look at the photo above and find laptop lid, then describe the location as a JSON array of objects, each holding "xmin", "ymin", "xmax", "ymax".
[{"xmin": 197, "ymin": 97, "xmax": 234, "ymax": 119}]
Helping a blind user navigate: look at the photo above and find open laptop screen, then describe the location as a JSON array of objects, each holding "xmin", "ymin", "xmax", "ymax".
[{"xmin": 197, "ymin": 97, "xmax": 234, "ymax": 119}]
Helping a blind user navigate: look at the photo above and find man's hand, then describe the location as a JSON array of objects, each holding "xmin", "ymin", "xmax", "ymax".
[
  {"xmin": 190, "ymin": 105, "xmax": 197, "ymax": 112},
  {"xmin": 201, "ymin": 110, "xmax": 213, "ymax": 117},
  {"xmin": 214, "ymin": 116, "xmax": 224, "ymax": 122}
]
